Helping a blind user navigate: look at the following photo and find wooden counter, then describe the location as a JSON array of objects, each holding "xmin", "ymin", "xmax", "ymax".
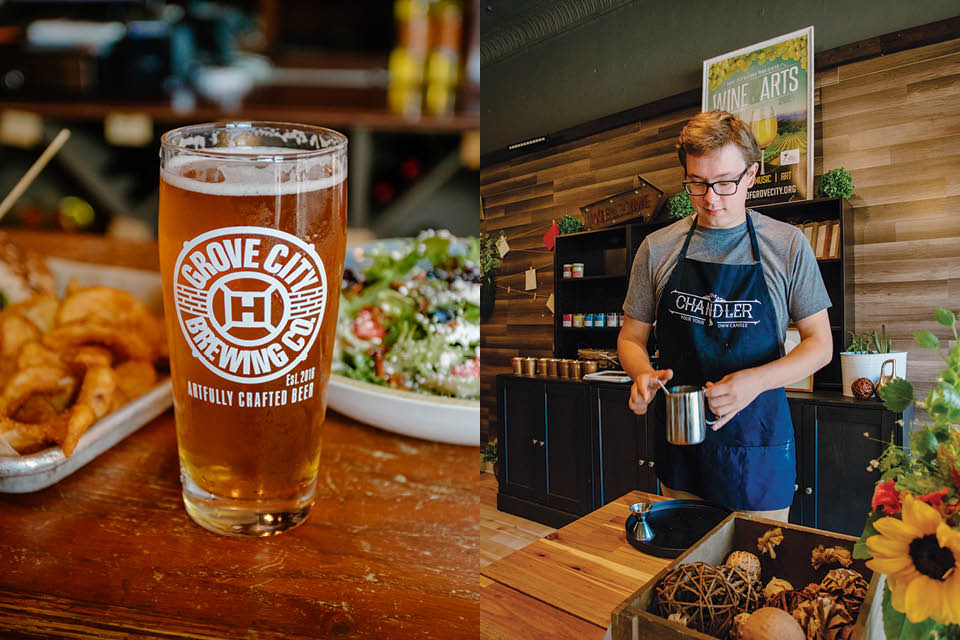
[
  {"xmin": 0, "ymin": 232, "xmax": 479, "ymax": 639},
  {"xmin": 481, "ymin": 489, "xmax": 671, "ymax": 638}
]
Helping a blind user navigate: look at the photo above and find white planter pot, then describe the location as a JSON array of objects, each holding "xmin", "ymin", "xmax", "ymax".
[{"xmin": 839, "ymin": 352, "xmax": 908, "ymax": 398}]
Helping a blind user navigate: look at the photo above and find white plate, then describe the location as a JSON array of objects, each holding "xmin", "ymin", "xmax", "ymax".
[
  {"xmin": 327, "ymin": 374, "xmax": 478, "ymax": 446},
  {"xmin": 326, "ymin": 237, "xmax": 479, "ymax": 446}
]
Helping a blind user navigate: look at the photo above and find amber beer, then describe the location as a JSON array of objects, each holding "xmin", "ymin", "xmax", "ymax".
[{"xmin": 158, "ymin": 123, "xmax": 347, "ymax": 536}]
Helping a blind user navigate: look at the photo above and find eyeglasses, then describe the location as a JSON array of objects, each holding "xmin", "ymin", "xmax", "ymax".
[{"xmin": 682, "ymin": 164, "xmax": 754, "ymax": 196}]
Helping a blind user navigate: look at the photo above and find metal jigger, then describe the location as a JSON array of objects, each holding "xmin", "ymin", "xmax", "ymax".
[{"xmin": 630, "ymin": 502, "xmax": 654, "ymax": 542}]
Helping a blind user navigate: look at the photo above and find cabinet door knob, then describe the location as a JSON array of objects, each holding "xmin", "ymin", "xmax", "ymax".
[
  {"xmin": 532, "ymin": 438, "xmax": 538, "ymax": 445},
  {"xmin": 638, "ymin": 459, "xmax": 645, "ymax": 466},
  {"xmin": 805, "ymin": 487, "xmax": 813, "ymax": 495},
  {"xmin": 795, "ymin": 484, "xmax": 799, "ymax": 492},
  {"xmin": 648, "ymin": 460, "xmax": 655, "ymax": 468},
  {"xmin": 538, "ymin": 440, "xmax": 545, "ymax": 447}
]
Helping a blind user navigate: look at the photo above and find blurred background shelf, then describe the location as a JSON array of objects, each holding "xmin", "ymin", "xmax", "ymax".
[{"xmin": 0, "ymin": 0, "xmax": 480, "ymax": 241}]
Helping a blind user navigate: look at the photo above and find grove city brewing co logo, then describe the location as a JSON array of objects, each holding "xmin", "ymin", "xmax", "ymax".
[{"xmin": 173, "ymin": 226, "xmax": 327, "ymax": 384}]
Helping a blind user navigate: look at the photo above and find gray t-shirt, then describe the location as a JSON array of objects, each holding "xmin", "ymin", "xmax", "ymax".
[{"xmin": 622, "ymin": 210, "xmax": 831, "ymax": 345}]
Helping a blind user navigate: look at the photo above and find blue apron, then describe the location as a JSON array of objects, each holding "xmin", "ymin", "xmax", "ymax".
[{"xmin": 652, "ymin": 212, "xmax": 795, "ymax": 511}]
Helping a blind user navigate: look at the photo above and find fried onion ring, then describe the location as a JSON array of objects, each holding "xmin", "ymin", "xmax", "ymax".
[{"xmin": 43, "ymin": 323, "xmax": 153, "ymax": 362}]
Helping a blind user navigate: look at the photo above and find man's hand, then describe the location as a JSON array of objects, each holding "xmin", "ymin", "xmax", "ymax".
[
  {"xmin": 703, "ymin": 369, "xmax": 765, "ymax": 430},
  {"xmin": 628, "ymin": 369, "xmax": 673, "ymax": 415}
]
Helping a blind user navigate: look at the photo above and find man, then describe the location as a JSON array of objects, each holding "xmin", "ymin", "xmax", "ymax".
[{"xmin": 617, "ymin": 110, "xmax": 832, "ymax": 521}]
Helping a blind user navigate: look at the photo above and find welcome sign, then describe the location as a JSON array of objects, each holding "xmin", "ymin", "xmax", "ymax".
[{"xmin": 702, "ymin": 27, "xmax": 814, "ymax": 205}]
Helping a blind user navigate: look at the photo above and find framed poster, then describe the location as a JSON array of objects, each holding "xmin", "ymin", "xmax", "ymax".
[
  {"xmin": 703, "ymin": 27, "xmax": 814, "ymax": 206},
  {"xmin": 783, "ymin": 327, "xmax": 814, "ymax": 392}
]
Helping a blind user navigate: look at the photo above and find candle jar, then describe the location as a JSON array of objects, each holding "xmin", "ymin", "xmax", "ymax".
[
  {"xmin": 562, "ymin": 313, "xmax": 572, "ymax": 328},
  {"xmin": 546, "ymin": 358, "xmax": 559, "ymax": 377},
  {"xmin": 573, "ymin": 314, "xmax": 584, "ymax": 328},
  {"xmin": 537, "ymin": 357, "xmax": 550, "ymax": 377},
  {"xmin": 562, "ymin": 264, "xmax": 572, "ymax": 279},
  {"xmin": 572, "ymin": 263, "xmax": 584, "ymax": 278},
  {"xmin": 522, "ymin": 357, "xmax": 537, "ymax": 376},
  {"xmin": 512, "ymin": 356, "xmax": 524, "ymax": 375}
]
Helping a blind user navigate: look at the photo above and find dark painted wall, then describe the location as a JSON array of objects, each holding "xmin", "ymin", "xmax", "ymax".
[{"xmin": 481, "ymin": 1, "xmax": 958, "ymax": 154}]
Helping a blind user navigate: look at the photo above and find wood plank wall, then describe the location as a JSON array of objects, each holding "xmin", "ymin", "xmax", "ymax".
[{"xmin": 479, "ymin": 36, "xmax": 960, "ymax": 444}]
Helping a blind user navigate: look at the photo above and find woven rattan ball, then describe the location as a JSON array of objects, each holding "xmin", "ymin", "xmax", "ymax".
[
  {"xmin": 653, "ymin": 562, "xmax": 741, "ymax": 638},
  {"xmin": 719, "ymin": 565, "xmax": 763, "ymax": 613},
  {"xmin": 851, "ymin": 377, "xmax": 875, "ymax": 399}
]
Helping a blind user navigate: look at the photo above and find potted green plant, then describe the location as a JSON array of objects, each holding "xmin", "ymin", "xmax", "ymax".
[
  {"xmin": 482, "ymin": 437, "xmax": 499, "ymax": 479},
  {"xmin": 667, "ymin": 191, "xmax": 695, "ymax": 219},
  {"xmin": 840, "ymin": 325, "xmax": 908, "ymax": 398},
  {"xmin": 557, "ymin": 215, "xmax": 583, "ymax": 235},
  {"xmin": 816, "ymin": 167, "xmax": 855, "ymax": 199},
  {"xmin": 480, "ymin": 232, "xmax": 502, "ymax": 322}
]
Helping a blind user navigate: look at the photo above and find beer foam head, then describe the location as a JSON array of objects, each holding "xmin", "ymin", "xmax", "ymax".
[{"xmin": 162, "ymin": 146, "xmax": 346, "ymax": 196}]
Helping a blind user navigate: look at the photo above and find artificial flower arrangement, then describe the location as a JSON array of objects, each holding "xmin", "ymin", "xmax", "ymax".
[{"xmin": 855, "ymin": 307, "xmax": 960, "ymax": 639}]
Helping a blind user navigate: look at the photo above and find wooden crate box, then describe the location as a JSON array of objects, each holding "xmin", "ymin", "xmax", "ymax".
[{"xmin": 611, "ymin": 514, "xmax": 879, "ymax": 640}]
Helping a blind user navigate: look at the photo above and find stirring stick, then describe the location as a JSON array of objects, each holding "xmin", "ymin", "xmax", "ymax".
[
  {"xmin": 0, "ymin": 128, "xmax": 71, "ymax": 221},
  {"xmin": 656, "ymin": 378, "xmax": 670, "ymax": 394}
]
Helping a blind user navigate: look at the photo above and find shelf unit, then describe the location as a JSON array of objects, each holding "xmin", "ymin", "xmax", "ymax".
[{"xmin": 553, "ymin": 198, "xmax": 852, "ymax": 391}]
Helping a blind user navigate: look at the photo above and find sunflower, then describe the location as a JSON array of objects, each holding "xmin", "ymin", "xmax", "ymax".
[{"xmin": 866, "ymin": 494, "xmax": 960, "ymax": 624}]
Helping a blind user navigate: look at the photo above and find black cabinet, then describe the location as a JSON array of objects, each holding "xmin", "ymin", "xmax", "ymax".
[
  {"xmin": 497, "ymin": 376, "xmax": 593, "ymax": 528},
  {"xmin": 544, "ymin": 382, "xmax": 592, "ymax": 515},
  {"xmin": 498, "ymin": 376, "xmax": 910, "ymax": 533},
  {"xmin": 787, "ymin": 392, "xmax": 910, "ymax": 536},
  {"xmin": 500, "ymin": 376, "xmax": 545, "ymax": 503},
  {"xmin": 498, "ymin": 375, "xmax": 653, "ymax": 527},
  {"xmin": 590, "ymin": 384, "xmax": 658, "ymax": 509}
]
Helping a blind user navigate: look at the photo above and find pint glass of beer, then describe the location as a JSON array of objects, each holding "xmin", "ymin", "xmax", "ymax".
[{"xmin": 158, "ymin": 122, "xmax": 347, "ymax": 536}]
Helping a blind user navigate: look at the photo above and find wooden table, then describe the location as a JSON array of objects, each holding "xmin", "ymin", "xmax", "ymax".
[
  {"xmin": 0, "ymin": 232, "xmax": 479, "ymax": 639},
  {"xmin": 481, "ymin": 490, "xmax": 671, "ymax": 639}
]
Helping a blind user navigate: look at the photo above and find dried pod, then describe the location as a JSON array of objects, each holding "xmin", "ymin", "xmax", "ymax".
[
  {"xmin": 757, "ymin": 527, "xmax": 784, "ymax": 558},
  {"xmin": 851, "ymin": 377, "xmax": 875, "ymax": 400},
  {"xmin": 763, "ymin": 577, "xmax": 794, "ymax": 599},
  {"xmin": 819, "ymin": 568, "xmax": 869, "ymax": 618},
  {"xmin": 811, "ymin": 545, "xmax": 853, "ymax": 570},
  {"xmin": 792, "ymin": 596, "xmax": 854, "ymax": 640}
]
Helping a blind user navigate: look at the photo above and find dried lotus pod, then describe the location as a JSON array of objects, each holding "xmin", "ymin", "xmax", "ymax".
[
  {"xmin": 792, "ymin": 596, "xmax": 854, "ymax": 640},
  {"xmin": 811, "ymin": 545, "xmax": 853, "ymax": 570},
  {"xmin": 725, "ymin": 550, "xmax": 762, "ymax": 582},
  {"xmin": 851, "ymin": 377, "xmax": 875, "ymax": 399},
  {"xmin": 819, "ymin": 568, "xmax": 869, "ymax": 618}
]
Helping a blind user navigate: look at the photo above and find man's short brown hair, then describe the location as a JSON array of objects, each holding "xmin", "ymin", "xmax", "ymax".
[{"xmin": 677, "ymin": 110, "xmax": 761, "ymax": 171}]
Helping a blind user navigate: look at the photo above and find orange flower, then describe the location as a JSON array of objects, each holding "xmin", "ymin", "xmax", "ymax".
[{"xmin": 872, "ymin": 479, "xmax": 901, "ymax": 516}]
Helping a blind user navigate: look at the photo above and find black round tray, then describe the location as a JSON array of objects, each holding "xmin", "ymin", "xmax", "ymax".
[{"xmin": 624, "ymin": 499, "xmax": 731, "ymax": 558}]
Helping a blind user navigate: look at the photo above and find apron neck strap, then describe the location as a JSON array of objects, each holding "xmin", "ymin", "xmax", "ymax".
[{"xmin": 680, "ymin": 210, "xmax": 762, "ymax": 263}]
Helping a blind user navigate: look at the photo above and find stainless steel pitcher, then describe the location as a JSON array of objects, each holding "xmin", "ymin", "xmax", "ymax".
[{"xmin": 664, "ymin": 385, "xmax": 716, "ymax": 445}]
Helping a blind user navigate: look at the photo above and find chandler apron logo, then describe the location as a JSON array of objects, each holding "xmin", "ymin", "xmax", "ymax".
[
  {"xmin": 668, "ymin": 290, "xmax": 760, "ymax": 328},
  {"xmin": 173, "ymin": 226, "xmax": 327, "ymax": 384}
]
